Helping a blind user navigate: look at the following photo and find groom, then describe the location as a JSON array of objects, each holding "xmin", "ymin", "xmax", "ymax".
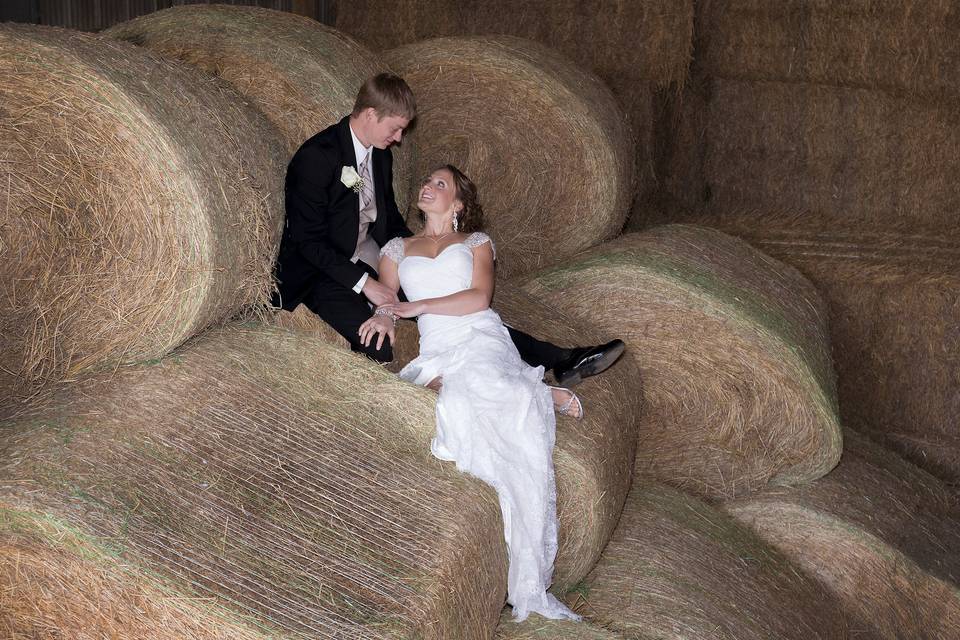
[{"xmin": 271, "ymin": 73, "xmax": 623, "ymax": 386}]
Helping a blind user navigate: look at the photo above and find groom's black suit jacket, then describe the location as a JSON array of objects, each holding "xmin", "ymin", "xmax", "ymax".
[{"xmin": 271, "ymin": 116, "xmax": 412, "ymax": 310}]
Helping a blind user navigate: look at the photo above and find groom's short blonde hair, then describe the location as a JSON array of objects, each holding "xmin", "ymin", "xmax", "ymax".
[{"xmin": 352, "ymin": 73, "xmax": 417, "ymax": 121}]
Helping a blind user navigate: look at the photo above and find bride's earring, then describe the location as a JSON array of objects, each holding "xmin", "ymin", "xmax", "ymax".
[{"xmin": 453, "ymin": 210, "xmax": 460, "ymax": 232}]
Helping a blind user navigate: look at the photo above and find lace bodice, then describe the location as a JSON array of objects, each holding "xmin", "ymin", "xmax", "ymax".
[{"xmin": 379, "ymin": 232, "xmax": 495, "ymax": 264}]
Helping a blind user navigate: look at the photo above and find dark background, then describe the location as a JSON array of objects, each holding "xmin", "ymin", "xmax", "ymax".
[{"xmin": 0, "ymin": 0, "xmax": 336, "ymax": 30}]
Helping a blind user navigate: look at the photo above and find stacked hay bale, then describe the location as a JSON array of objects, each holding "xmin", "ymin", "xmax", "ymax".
[
  {"xmin": 269, "ymin": 303, "xmax": 423, "ymax": 376},
  {"xmin": 5, "ymin": 13, "xmax": 644, "ymax": 629},
  {"xmin": 269, "ymin": 303, "xmax": 352, "ymax": 350},
  {"xmin": 657, "ymin": 79, "xmax": 960, "ymax": 232},
  {"xmin": 518, "ymin": 224, "xmax": 842, "ymax": 499},
  {"xmin": 267, "ymin": 286, "xmax": 643, "ymax": 587},
  {"xmin": 723, "ymin": 428, "xmax": 960, "ymax": 638},
  {"xmin": 334, "ymin": 0, "xmax": 695, "ymax": 223},
  {"xmin": 654, "ymin": 0, "xmax": 960, "ymax": 226},
  {"xmin": 695, "ymin": 0, "xmax": 960, "ymax": 222},
  {"xmin": 565, "ymin": 482, "xmax": 855, "ymax": 638},
  {"xmin": 696, "ymin": 219, "xmax": 960, "ymax": 486},
  {"xmin": 0, "ymin": 325, "xmax": 509, "ymax": 639},
  {"xmin": 698, "ymin": 0, "xmax": 960, "ymax": 97},
  {"xmin": 335, "ymin": 0, "xmax": 692, "ymax": 89},
  {"xmin": 1, "ymin": 507, "xmax": 278, "ymax": 640},
  {"xmin": 383, "ymin": 36, "xmax": 635, "ymax": 277},
  {"xmin": 649, "ymin": 1, "xmax": 960, "ymax": 485},
  {"xmin": 10, "ymin": 7, "xmax": 953, "ymax": 637},
  {"xmin": 0, "ymin": 24, "xmax": 286, "ymax": 411},
  {"xmin": 104, "ymin": 3, "xmax": 416, "ymax": 211}
]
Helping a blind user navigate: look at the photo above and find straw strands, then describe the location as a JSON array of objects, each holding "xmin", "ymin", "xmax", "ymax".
[
  {"xmin": 658, "ymin": 77, "xmax": 960, "ymax": 231},
  {"xmin": 385, "ymin": 36, "xmax": 635, "ymax": 277},
  {"xmin": 566, "ymin": 482, "xmax": 854, "ymax": 639},
  {"xmin": 518, "ymin": 225, "xmax": 842, "ymax": 499},
  {"xmin": 0, "ymin": 324, "xmax": 509, "ymax": 639},
  {"xmin": 336, "ymin": 0, "xmax": 693, "ymax": 213},
  {"xmin": 723, "ymin": 428, "xmax": 960, "ymax": 639},
  {"xmin": 494, "ymin": 609, "xmax": 625, "ymax": 639},
  {"xmin": 0, "ymin": 24, "xmax": 285, "ymax": 406},
  {"xmin": 731, "ymin": 428, "xmax": 960, "ymax": 583},
  {"xmin": 270, "ymin": 304, "xmax": 351, "ymax": 348},
  {"xmin": 104, "ymin": 5, "xmax": 374, "ymax": 152},
  {"xmin": 698, "ymin": 0, "xmax": 960, "ymax": 98},
  {"xmin": 335, "ymin": 0, "xmax": 693, "ymax": 88},
  {"xmin": 271, "ymin": 287, "xmax": 643, "ymax": 587},
  {"xmin": 884, "ymin": 432, "xmax": 960, "ymax": 490},
  {"xmin": 0, "ymin": 507, "xmax": 280, "ymax": 640},
  {"xmin": 270, "ymin": 304, "xmax": 422, "ymax": 375},
  {"xmin": 696, "ymin": 219, "xmax": 960, "ymax": 485},
  {"xmin": 103, "ymin": 4, "xmax": 416, "ymax": 209}
]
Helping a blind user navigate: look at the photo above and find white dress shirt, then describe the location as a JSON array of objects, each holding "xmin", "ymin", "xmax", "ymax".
[{"xmin": 349, "ymin": 124, "xmax": 376, "ymax": 293}]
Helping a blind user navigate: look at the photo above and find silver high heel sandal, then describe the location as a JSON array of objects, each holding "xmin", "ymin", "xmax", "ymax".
[{"xmin": 549, "ymin": 385, "xmax": 584, "ymax": 421}]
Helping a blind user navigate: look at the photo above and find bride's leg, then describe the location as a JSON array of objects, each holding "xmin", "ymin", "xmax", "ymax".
[
  {"xmin": 550, "ymin": 386, "xmax": 583, "ymax": 419},
  {"xmin": 426, "ymin": 376, "xmax": 443, "ymax": 392}
]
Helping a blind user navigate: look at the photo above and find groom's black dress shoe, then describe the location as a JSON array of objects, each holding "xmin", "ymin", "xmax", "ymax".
[{"xmin": 552, "ymin": 339, "xmax": 626, "ymax": 387}]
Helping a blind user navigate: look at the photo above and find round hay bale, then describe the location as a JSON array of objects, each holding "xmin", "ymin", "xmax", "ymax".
[
  {"xmin": 517, "ymin": 224, "xmax": 843, "ymax": 499},
  {"xmin": 727, "ymin": 428, "xmax": 960, "ymax": 582},
  {"xmin": 656, "ymin": 77, "xmax": 960, "ymax": 232},
  {"xmin": 384, "ymin": 36, "xmax": 635, "ymax": 277},
  {"xmin": 270, "ymin": 304, "xmax": 351, "ymax": 348},
  {"xmin": 269, "ymin": 305, "xmax": 423, "ymax": 375},
  {"xmin": 335, "ymin": 0, "xmax": 691, "ymax": 219},
  {"xmin": 723, "ymin": 428, "xmax": 960, "ymax": 639},
  {"xmin": 565, "ymin": 482, "xmax": 854, "ymax": 639},
  {"xmin": 0, "ymin": 24, "xmax": 286, "ymax": 407},
  {"xmin": 882, "ymin": 432, "xmax": 960, "ymax": 491},
  {"xmin": 693, "ymin": 218, "xmax": 960, "ymax": 486},
  {"xmin": 0, "ymin": 324, "xmax": 509, "ymax": 639},
  {"xmin": 699, "ymin": 0, "xmax": 960, "ymax": 99},
  {"xmin": 104, "ymin": 4, "xmax": 415, "ymax": 210},
  {"xmin": 265, "ymin": 286, "xmax": 643, "ymax": 587},
  {"xmin": 0, "ymin": 506, "xmax": 274, "ymax": 640},
  {"xmin": 494, "ymin": 608, "xmax": 626, "ymax": 639}
]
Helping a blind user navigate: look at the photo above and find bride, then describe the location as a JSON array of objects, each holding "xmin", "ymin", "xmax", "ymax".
[{"xmin": 358, "ymin": 164, "xmax": 582, "ymax": 621}]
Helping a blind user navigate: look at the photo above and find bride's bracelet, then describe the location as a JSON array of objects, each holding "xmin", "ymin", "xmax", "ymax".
[{"xmin": 374, "ymin": 307, "xmax": 398, "ymax": 325}]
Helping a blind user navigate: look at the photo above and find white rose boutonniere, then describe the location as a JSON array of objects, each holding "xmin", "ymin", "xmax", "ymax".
[{"xmin": 340, "ymin": 166, "xmax": 364, "ymax": 193}]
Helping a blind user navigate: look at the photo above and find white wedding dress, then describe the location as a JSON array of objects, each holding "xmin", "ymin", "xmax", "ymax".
[{"xmin": 380, "ymin": 233, "xmax": 579, "ymax": 622}]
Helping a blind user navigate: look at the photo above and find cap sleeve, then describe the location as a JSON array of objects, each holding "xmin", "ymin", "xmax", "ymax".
[
  {"xmin": 379, "ymin": 237, "xmax": 406, "ymax": 264},
  {"xmin": 465, "ymin": 231, "xmax": 495, "ymax": 259}
]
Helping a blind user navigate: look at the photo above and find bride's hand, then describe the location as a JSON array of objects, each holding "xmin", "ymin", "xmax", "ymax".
[
  {"xmin": 378, "ymin": 301, "xmax": 426, "ymax": 319},
  {"xmin": 358, "ymin": 314, "xmax": 395, "ymax": 350}
]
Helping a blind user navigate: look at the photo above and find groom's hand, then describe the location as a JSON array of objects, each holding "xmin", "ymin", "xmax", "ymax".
[
  {"xmin": 362, "ymin": 278, "xmax": 399, "ymax": 306},
  {"xmin": 358, "ymin": 314, "xmax": 395, "ymax": 351}
]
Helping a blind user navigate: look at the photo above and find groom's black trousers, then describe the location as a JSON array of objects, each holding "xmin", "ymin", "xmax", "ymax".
[{"xmin": 301, "ymin": 263, "xmax": 571, "ymax": 369}]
